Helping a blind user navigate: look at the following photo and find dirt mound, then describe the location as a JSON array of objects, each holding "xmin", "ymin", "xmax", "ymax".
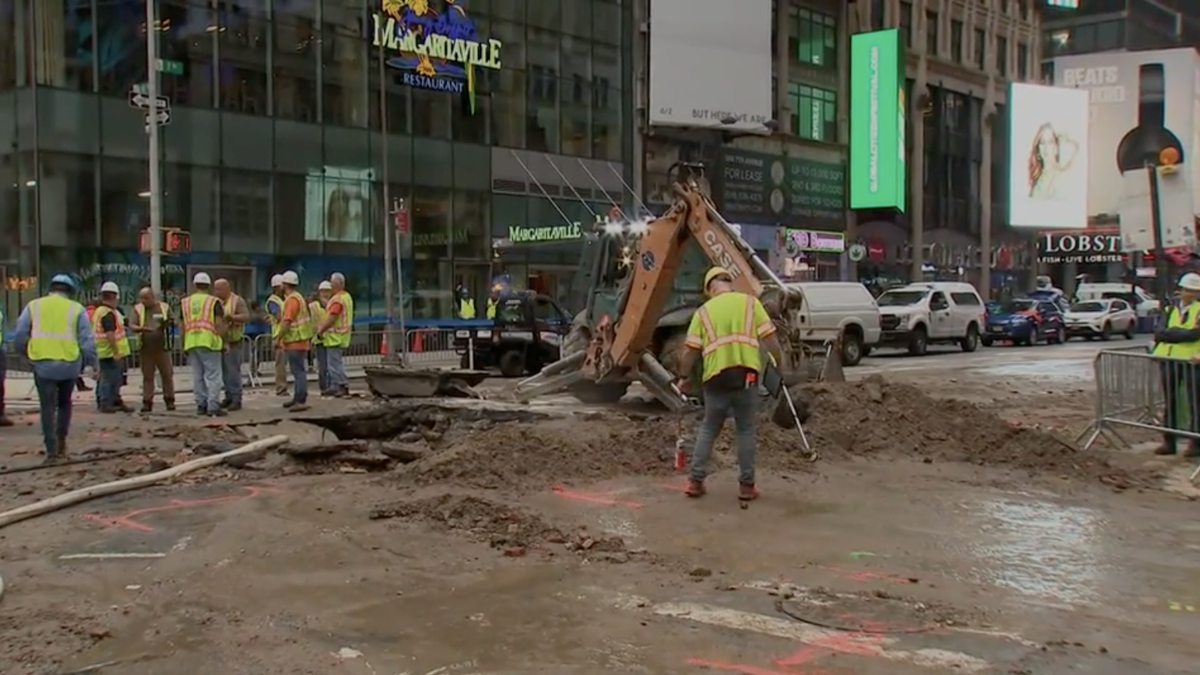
[
  {"xmin": 369, "ymin": 493, "xmax": 632, "ymax": 562},
  {"xmin": 802, "ymin": 375, "xmax": 1157, "ymax": 489}
]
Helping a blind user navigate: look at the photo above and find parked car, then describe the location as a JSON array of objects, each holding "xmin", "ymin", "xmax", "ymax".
[
  {"xmin": 983, "ymin": 298, "xmax": 1066, "ymax": 346},
  {"xmin": 1063, "ymin": 298, "xmax": 1138, "ymax": 340},
  {"xmin": 875, "ymin": 282, "xmax": 986, "ymax": 355},
  {"xmin": 1074, "ymin": 282, "xmax": 1161, "ymax": 319},
  {"xmin": 780, "ymin": 281, "xmax": 881, "ymax": 366}
]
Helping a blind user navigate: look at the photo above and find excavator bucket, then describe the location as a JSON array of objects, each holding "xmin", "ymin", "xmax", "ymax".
[{"xmin": 819, "ymin": 339, "xmax": 846, "ymax": 383}]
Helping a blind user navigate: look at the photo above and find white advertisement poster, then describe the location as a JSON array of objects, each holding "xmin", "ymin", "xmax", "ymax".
[
  {"xmin": 1006, "ymin": 83, "xmax": 1090, "ymax": 229},
  {"xmin": 304, "ymin": 167, "xmax": 376, "ymax": 243},
  {"xmin": 1052, "ymin": 49, "xmax": 1200, "ymax": 250},
  {"xmin": 647, "ymin": 0, "xmax": 773, "ymax": 131}
]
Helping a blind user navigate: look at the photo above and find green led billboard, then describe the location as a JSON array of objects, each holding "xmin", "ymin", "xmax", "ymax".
[{"xmin": 849, "ymin": 29, "xmax": 907, "ymax": 212}]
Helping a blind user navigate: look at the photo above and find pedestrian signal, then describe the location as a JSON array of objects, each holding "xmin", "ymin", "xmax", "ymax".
[{"xmin": 165, "ymin": 229, "xmax": 191, "ymax": 253}]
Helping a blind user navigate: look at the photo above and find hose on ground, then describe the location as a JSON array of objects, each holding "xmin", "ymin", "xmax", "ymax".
[{"xmin": 774, "ymin": 599, "xmax": 934, "ymax": 634}]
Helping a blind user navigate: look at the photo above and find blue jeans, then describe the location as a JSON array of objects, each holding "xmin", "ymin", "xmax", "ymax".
[
  {"xmin": 33, "ymin": 377, "xmax": 74, "ymax": 457},
  {"xmin": 221, "ymin": 342, "xmax": 244, "ymax": 404},
  {"xmin": 0, "ymin": 348, "xmax": 7, "ymax": 417},
  {"xmin": 327, "ymin": 346, "xmax": 347, "ymax": 389},
  {"xmin": 315, "ymin": 345, "xmax": 330, "ymax": 392},
  {"xmin": 690, "ymin": 385, "xmax": 758, "ymax": 485},
  {"xmin": 286, "ymin": 350, "xmax": 308, "ymax": 403},
  {"xmin": 189, "ymin": 348, "xmax": 223, "ymax": 413},
  {"xmin": 97, "ymin": 358, "xmax": 123, "ymax": 410}
]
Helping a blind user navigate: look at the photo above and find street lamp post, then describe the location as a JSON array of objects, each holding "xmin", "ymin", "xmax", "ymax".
[{"xmin": 145, "ymin": 0, "xmax": 163, "ymax": 294}]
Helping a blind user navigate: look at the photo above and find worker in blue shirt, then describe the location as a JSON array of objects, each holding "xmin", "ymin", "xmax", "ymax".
[{"xmin": 13, "ymin": 274, "xmax": 98, "ymax": 463}]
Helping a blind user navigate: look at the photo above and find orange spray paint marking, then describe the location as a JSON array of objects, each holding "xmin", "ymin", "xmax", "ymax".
[
  {"xmin": 550, "ymin": 486, "xmax": 642, "ymax": 508},
  {"xmin": 80, "ymin": 485, "xmax": 276, "ymax": 532}
]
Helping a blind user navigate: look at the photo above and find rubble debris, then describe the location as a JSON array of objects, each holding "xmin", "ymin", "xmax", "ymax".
[
  {"xmin": 299, "ymin": 400, "xmax": 549, "ymax": 440},
  {"xmin": 364, "ymin": 365, "xmax": 489, "ymax": 398}
]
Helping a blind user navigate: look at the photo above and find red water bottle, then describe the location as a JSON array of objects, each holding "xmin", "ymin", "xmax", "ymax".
[{"xmin": 674, "ymin": 436, "xmax": 687, "ymax": 471}]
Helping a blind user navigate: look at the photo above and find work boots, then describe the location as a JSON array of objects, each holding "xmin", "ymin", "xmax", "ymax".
[
  {"xmin": 164, "ymin": 399, "xmax": 176, "ymax": 412},
  {"xmin": 141, "ymin": 401, "xmax": 154, "ymax": 413},
  {"xmin": 0, "ymin": 414, "xmax": 13, "ymax": 427},
  {"xmin": 738, "ymin": 483, "xmax": 760, "ymax": 502}
]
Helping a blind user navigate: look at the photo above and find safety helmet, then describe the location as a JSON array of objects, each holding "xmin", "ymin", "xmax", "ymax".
[
  {"xmin": 703, "ymin": 267, "xmax": 733, "ymax": 292},
  {"xmin": 49, "ymin": 274, "xmax": 77, "ymax": 291},
  {"xmin": 280, "ymin": 270, "xmax": 300, "ymax": 286},
  {"xmin": 100, "ymin": 281, "xmax": 120, "ymax": 294},
  {"xmin": 270, "ymin": 274, "xmax": 283, "ymax": 288},
  {"xmin": 192, "ymin": 272, "xmax": 211, "ymax": 285},
  {"xmin": 318, "ymin": 281, "xmax": 333, "ymax": 290},
  {"xmin": 1179, "ymin": 272, "xmax": 1200, "ymax": 291}
]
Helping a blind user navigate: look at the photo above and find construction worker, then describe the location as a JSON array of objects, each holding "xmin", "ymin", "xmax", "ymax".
[
  {"xmin": 183, "ymin": 272, "xmax": 227, "ymax": 417},
  {"xmin": 1153, "ymin": 272, "xmax": 1200, "ymax": 456},
  {"xmin": 92, "ymin": 281, "xmax": 133, "ymax": 413},
  {"xmin": 131, "ymin": 287, "xmax": 176, "ymax": 412},
  {"xmin": 457, "ymin": 286, "xmax": 476, "ymax": 319},
  {"xmin": 676, "ymin": 267, "xmax": 783, "ymax": 501},
  {"xmin": 214, "ymin": 278, "xmax": 249, "ymax": 411},
  {"xmin": 276, "ymin": 270, "xmax": 314, "ymax": 411},
  {"xmin": 311, "ymin": 281, "xmax": 332, "ymax": 394},
  {"xmin": 486, "ymin": 287, "xmax": 500, "ymax": 319},
  {"xmin": 266, "ymin": 275, "xmax": 288, "ymax": 396},
  {"xmin": 0, "ymin": 304, "xmax": 9, "ymax": 427},
  {"xmin": 316, "ymin": 272, "xmax": 354, "ymax": 397},
  {"xmin": 12, "ymin": 274, "xmax": 96, "ymax": 462}
]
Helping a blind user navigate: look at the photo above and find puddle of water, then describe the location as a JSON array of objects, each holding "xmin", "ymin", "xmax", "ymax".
[{"xmin": 973, "ymin": 359, "xmax": 1091, "ymax": 381}]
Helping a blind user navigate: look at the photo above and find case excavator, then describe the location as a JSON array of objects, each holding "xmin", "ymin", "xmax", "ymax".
[{"xmin": 512, "ymin": 163, "xmax": 843, "ymax": 412}]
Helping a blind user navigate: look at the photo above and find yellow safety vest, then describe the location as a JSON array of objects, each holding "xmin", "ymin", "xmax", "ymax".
[
  {"xmin": 266, "ymin": 294, "xmax": 284, "ymax": 339},
  {"xmin": 223, "ymin": 293, "xmax": 245, "ymax": 342},
  {"xmin": 282, "ymin": 292, "xmax": 315, "ymax": 343},
  {"xmin": 459, "ymin": 298, "xmax": 476, "ymax": 319},
  {"xmin": 92, "ymin": 306, "xmax": 131, "ymax": 359},
  {"xmin": 685, "ymin": 291, "xmax": 775, "ymax": 383},
  {"xmin": 131, "ymin": 301, "xmax": 169, "ymax": 352},
  {"xmin": 26, "ymin": 294, "xmax": 83, "ymax": 362},
  {"xmin": 183, "ymin": 293, "xmax": 223, "ymax": 351},
  {"xmin": 1152, "ymin": 302, "xmax": 1200, "ymax": 359},
  {"xmin": 486, "ymin": 299, "xmax": 497, "ymax": 319},
  {"xmin": 309, "ymin": 301, "xmax": 327, "ymax": 345},
  {"xmin": 325, "ymin": 291, "xmax": 354, "ymax": 348},
  {"xmin": 0, "ymin": 308, "xmax": 4, "ymax": 346}
]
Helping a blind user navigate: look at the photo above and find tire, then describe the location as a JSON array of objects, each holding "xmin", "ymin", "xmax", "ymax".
[
  {"xmin": 1124, "ymin": 321, "xmax": 1135, "ymax": 340},
  {"xmin": 861, "ymin": 346, "xmax": 873, "ymax": 357},
  {"xmin": 960, "ymin": 323, "xmax": 979, "ymax": 352},
  {"xmin": 1051, "ymin": 326, "xmax": 1066, "ymax": 344},
  {"xmin": 907, "ymin": 326, "xmax": 928, "ymax": 356},
  {"xmin": 1022, "ymin": 326, "xmax": 1039, "ymax": 346},
  {"xmin": 981, "ymin": 337, "xmax": 994, "ymax": 347},
  {"xmin": 840, "ymin": 330, "xmax": 864, "ymax": 366},
  {"xmin": 498, "ymin": 349, "xmax": 526, "ymax": 378},
  {"xmin": 563, "ymin": 317, "xmax": 630, "ymax": 404},
  {"xmin": 1100, "ymin": 322, "xmax": 1112, "ymax": 341}
]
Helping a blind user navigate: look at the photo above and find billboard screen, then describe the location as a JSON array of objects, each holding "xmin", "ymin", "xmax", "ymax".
[
  {"xmin": 648, "ymin": 0, "xmax": 773, "ymax": 131},
  {"xmin": 1006, "ymin": 83, "xmax": 1090, "ymax": 229},
  {"xmin": 849, "ymin": 29, "xmax": 906, "ymax": 212}
]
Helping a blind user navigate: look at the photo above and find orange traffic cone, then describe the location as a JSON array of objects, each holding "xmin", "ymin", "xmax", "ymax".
[
  {"xmin": 379, "ymin": 333, "xmax": 389, "ymax": 356},
  {"xmin": 412, "ymin": 329, "xmax": 424, "ymax": 353}
]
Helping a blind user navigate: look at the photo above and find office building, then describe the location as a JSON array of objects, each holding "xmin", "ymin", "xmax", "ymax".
[{"xmin": 1042, "ymin": 0, "xmax": 1200, "ymax": 74}]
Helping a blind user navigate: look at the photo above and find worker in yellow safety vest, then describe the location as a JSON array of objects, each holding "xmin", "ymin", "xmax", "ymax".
[
  {"xmin": 0, "ymin": 304, "xmax": 9, "ymax": 427},
  {"xmin": 311, "ymin": 281, "xmax": 332, "ymax": 394},
  {"xmin": 486, "ymin": 287, "xmax": 500, "ymax": 320},
  {"xmin": 457, "ymin": 286, "xmax": 476, "ymax": 319},
  {"xmin": 1152, "ymin": 273, "xmax": 1200, "ymax": 456},
  {"xmin": 676, "ymin": 267, "xmax": 784, "ymax": 501},
  {"xmin": 265, "ymin": 274, "xmax": 288, "ymax": 395},
  {"xmin": 183, "ymin": 272, "xmax": 227, "ymax": 417},
  {"xmin": 276, "ymin": 270, "xmax": 315, "ymax": 411},
  {"xmin": 92, "ymin": 281, "xmax": 133, "ymax": 414},
  {"xmin": 131, "ymin": 287, "xmax": 176, "ymax": 412},
  {"xmin": 12, "ymin": 274, "xmax": 97, "ymax": 462},
  {"xmin": 315, "ymin": 272, "xmax": 355, "ymax": 397},
  {"xmin": 214, "ymin": 278, "xmax": 250, "ymax": 411}
]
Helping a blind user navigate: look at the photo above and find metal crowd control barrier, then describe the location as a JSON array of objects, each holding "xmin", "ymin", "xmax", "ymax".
[{"xmin": 1079, "ymin": 346, "xmax": 1200, "ymax": 483}]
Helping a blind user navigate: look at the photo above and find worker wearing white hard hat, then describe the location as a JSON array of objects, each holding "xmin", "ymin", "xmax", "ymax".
[
  {"xmin": 182, "ymin": 271, "xmax": 228, "ymax": 417},
  {"xmin": 265, "ymin": 274, "xmax": 288, "ymax": 395},
  {"xmin": 92, "ymin": 281, "xmax": 132, "ymax": 413},
  {"xmin": 311, "ymin": 282, "xmax": 334, "ymax": 394},
  {"xmin": 315, "ymin": 272, "xmax": 355, "ymax": 397},
  {"xmin": 213, "ymin": 278, "xmax": 250, "ymax": 412},
  {"xmin": 1151, "ymin": 272, "xmax": 1200, "ymax": 457},
  {"xmin": 276, "ymin": 270, "xmax": 315, "ymax": 412}
]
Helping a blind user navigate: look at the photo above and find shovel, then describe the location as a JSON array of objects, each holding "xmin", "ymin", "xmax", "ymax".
[{"xmin": 762, "ymin": 356, "xmax": 817, "ymax": 461}]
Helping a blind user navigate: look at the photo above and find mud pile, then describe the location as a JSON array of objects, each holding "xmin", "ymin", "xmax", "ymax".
[
  {"xmin": 801, "ymin": 375, "xmax": 1155, "ymax": 489},
  {"xmin": 369, "ymin": 493, "xmax": 634, "ymax": 562}
]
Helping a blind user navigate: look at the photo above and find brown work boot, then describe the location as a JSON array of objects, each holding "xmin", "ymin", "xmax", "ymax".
[
  {"xmin": 0, "ymin": 415, "xmax": 13, "ymax": 427},
  {"xmin": 684, "ymin": 478, "xmax": 706, "ymax": 498},
  {"xmin": 141, "ymin": 401, "xmax": 153, "ymax": 413},
  {"xmin": 55, "ymin": 436, "xmax": 68, "ymax": 460},
  {"xmin": 165, "ymin": 400, "xmax": 176, "ymax": 412},
  {"xmin": 738, "ymin": 483, "xmax": 760, "ymax": 501}
]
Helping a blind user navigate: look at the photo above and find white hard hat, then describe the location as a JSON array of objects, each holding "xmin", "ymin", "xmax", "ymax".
[
  {"xmin": 193, "ymin": 272, "xmax": 211, "ymax": 285},
  {"xmin": 318, "ymin": 281, "xmax": 333, "ymax": 290},
  {"xmin": 270, "ymin": 274, "xmax": 283, "ymax": 287},
  {"xmin": 99, "ymin": 281, "xmax": 119, "ymax": 294},
  {"xmin": 1179, "ymin": 273, "xmax": 1200, "ymax": 291},
  {"xmin": 280, "ymin": 270, "xmax": 300, "ymax": 286}
]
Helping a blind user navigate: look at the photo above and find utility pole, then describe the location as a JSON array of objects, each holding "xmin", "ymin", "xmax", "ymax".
[
  {"xmin": 145, "ymin": 0, "xmax": 163, "ymax": 295},
  {"xmin": 378, "ymin": 45, "xmax": 402, "ymax": 364},
  {"xmin": 1147, "ymin": 160, "xmax": 1170, "ymax": 303}
]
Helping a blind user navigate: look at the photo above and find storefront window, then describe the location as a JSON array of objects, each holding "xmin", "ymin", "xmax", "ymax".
[
  {"xmin": 163, "ymin": 162, "xmax": 217, "ymax": 251},
  {"xmin": 275, "ymin": 172, "xmax": 319, "ymax": 254},
  {"xmin": 409, "ymin": 188, "xmax": 452, "ymax": 319},
  {"xmin": 38, "ymin": 153, "xmax": 98, "ymax": 249},
  {"xmin": 454, "ymin": 189, "xmax": 491, "ymax": 260}
]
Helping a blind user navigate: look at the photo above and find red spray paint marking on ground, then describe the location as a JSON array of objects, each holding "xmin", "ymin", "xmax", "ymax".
[
  {"xmin": 80, "ymin": 485, "xmax": 279, "ymax": 532},
  {"xmin": 550, "ymin": 486, "xmax": 642, "ymax": 508}
]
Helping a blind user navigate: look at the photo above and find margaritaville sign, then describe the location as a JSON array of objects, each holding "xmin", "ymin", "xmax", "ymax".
[
  {"xmin": 371, "ymin": 0, "xmax": 502, "ymax": 113},
  {"xmin": 508, "ymin": 223, "xmax": 583, "ymax": 243}
]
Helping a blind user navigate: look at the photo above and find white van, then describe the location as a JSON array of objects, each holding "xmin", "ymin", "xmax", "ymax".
[
  {"xmin": 875, "ymin": 282, "xmax": 986, "ymax": 355},
  {"xmin": 1073, "ymin": 282, "xmax": 1160, "ymax": 319},
  {"xmin": 780, "ymin": 282, "xmax": 881, "ymax": 366}
]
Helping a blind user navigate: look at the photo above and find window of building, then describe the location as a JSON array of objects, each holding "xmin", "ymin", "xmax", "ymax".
[
  {"xmin": 491, "ymin": 70, "xmax": 526, "ymax": 148},
  {"xmin": 592, "ymin": 78, "xmax": 622, "ymax": 160},
  {"xmin": 220, "ymin": 7, "xmax": 270, "ymax": 116},
  {"xmin": 870, "ymin": 0, "xmax": 885, "ymax": 30},
  {"xmin": 1016, "ymin": 42, "xmax": 1028, "ymax": 80},
  {"xmin": 974, "ymin": 28, "xmax": 986, "ymax": 69},
  {"xmin": 527, "ymin": 65, "xmax": 560, "ymax": 153},
  {"xmin": 926, "ymin": 11, "xmax": 939, "ymax": 55},
  {"xmin": 794, "ymin": 9, "xmax": 836, "ymax": 68},
  {"xmin": 788, "ymin": 83, "xmax": 836, "ymax": 143},
  {"xmin": 561, "ymin": 74, "xmax": 591, "ymax": 158},
  {"xmin": 996, "ymin": 36, "xmax": 1007, "ymax": 77},
  {"xmin": 899, "ymin": 2, "xmax": 913, "ymax": 48},
  {"xmin": 950, "ymin": 20, "xmax": 964, "ymax": 62}
]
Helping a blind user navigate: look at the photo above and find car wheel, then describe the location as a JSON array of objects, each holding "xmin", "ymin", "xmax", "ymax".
[
  {"xmin": 981, "ymin": 337, "xmax": 994, "ymax": 347},
  {"xmin": 841, "ymin": 331, "xmax": 864, "ymax": 367},
  {"xmin": 498, "ymin": 349, "xmax": 527, "ymax": 378},
  {"xmin": 1124, "ymin": 321, "xmax": 1136, "ymax": 340},
  {"xmin": 1053, "ymin": 326, "xmax": 1066, "ymax": 344},
  {"xmin": 907, "ymin": 326, "xmax": 928, "ymax": 356},
  {"xmin": 861, "ymin": 346, "xmax": 873, "ymax": 357},
  {"xmin": 960, "ymin": 324, "xmax": 980, "ymax": 352},
  {"xmin": 1100, "ymin": 322, "xmax": 1112, "ymax": 341},
  {"xmin": 1023, "ymin": 326, "xmax": 1039, "ymax": 346}
]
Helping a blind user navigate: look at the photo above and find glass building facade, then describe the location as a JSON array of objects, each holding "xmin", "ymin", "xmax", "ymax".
[{"xmin": 0, "ymin": 0, "xmax": 633, "ymax": 322}]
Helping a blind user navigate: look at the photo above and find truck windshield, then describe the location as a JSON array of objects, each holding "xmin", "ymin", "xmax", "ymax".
[{"xmin": 876, "ymin": 290, "xmax": 927, "ymax": 306}]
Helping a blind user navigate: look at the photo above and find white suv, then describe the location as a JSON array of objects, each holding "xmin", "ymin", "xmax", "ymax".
[{"xmin": 874, "ymin": 282, "xmax": 986, "ymax": 355}]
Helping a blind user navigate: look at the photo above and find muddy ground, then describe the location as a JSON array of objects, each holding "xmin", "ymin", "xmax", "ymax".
[{"xmin": 2, "ymin": 339, "xmax": 1198, "ymax": 675}]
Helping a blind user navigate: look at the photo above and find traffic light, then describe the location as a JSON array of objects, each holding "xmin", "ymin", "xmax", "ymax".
[{"xmin": 165, "ymin": 229, "xmax": 191, "ymax": 253}]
